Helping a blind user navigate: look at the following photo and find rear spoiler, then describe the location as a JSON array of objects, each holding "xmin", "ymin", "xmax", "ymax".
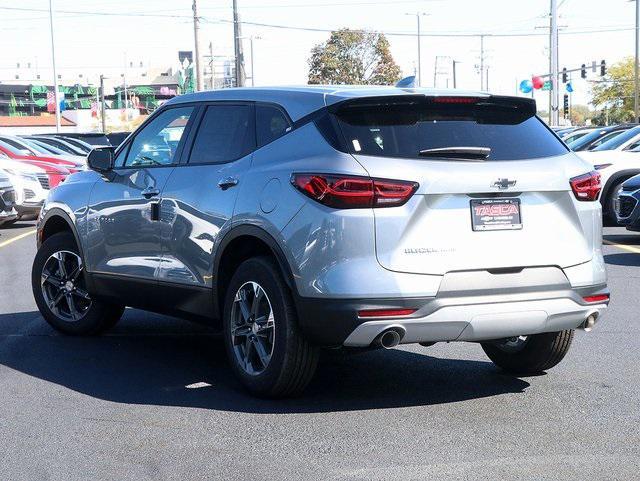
[{"xmin": 328, "ymin": 94, "xmax": 537, "ymax": 119}]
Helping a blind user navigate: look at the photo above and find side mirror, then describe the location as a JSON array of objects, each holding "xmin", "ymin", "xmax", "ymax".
[{"xmin": 87, "ymin": 147, "xmax": 114, "ymax": 173}]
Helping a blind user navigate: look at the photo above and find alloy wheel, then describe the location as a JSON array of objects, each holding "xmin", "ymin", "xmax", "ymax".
[
  {"xmin": 40, "ymin": 250, "xmax": 92, "ymax": 322},
  {"xmin": 230, "ymin": 281, "xmax": 275, "ymax": 376}
]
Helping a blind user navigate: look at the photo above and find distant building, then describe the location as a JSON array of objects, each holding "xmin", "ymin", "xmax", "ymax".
[{"xmin": 0, "ymin": 52, "xmax": 238, "ymax": 132}]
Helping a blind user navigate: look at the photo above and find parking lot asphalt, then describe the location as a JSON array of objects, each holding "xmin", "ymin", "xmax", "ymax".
[{"xmin": 0, "ymin": 221, "xmax": 639, "ymax": 481}]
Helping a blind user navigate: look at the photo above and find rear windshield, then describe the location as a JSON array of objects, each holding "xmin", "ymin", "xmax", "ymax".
[{"xmin": 333, "ymin": 99, "xmax": 568, "ymax": 161}]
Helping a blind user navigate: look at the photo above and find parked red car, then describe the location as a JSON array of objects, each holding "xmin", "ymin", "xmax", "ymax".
[{"xmin": 0, "ymin": 142, "xmax": 70, "ymax": 188}]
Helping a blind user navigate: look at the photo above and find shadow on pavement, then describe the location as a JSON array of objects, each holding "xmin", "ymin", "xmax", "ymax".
[
  {"xmin": 0, "ymin": 311, "xmax": 530, "ymax": 413},
  {"xmin": 604, "ymin": 253, "xmax": 640, "ymax": 267},
  {"xmin": 603, "ymin": 234, "xmax": 640, "ymax": 245},
  {"xmin": 0, "ymin": 221, "xmax": 36, "ymax": 232}
]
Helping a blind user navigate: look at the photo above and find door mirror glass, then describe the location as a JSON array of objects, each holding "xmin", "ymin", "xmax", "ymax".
[{"xmin": 88, "ymin": 147, "xmax": 114, "ymax": 173}]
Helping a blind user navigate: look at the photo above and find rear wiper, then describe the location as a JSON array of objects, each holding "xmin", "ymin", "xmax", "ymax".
[{"xmin": 418, "ymin": 146, "xmax": 491, "ymax": 161}]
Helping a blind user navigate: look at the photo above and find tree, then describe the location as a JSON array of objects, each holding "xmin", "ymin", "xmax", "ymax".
[
  {"xmin": 591, "ymin": 57, "xmax": 635, "ymax": 123},
  {"xmin": 308, "ymin": 29, "xmax": 401, "ymax": 85},
  {"xmin": 569, "ymin": 104, "xmax": 592, "ymax": 126}
]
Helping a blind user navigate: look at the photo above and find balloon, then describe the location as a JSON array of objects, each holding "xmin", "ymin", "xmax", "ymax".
[
  {"xmin": 532, "ymin": 76, "xmax": 545, "ymax": 89},
  {"xmin": 519, "ymin": 79, "xmax": 533, "ymax": 94},
  {"xmin": 566, "ymin": 82, "xmax": 574, "ymax": 93}
]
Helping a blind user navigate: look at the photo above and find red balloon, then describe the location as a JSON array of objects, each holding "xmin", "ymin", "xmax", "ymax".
[{"xmin": 532, "ymin": 76, "xmax": 544, "ymax": 89}]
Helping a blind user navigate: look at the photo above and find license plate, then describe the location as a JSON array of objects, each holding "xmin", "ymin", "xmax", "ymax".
[{"xmin": 470, "ymin": 198, "xmax": 522, "ymax": 231}]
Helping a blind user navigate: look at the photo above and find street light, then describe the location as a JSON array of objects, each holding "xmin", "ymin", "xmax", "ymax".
[
  {"xmin": 238, "ymin": 36, "xmax": 262, "ymax": 87},
  {"xmin": 452, "ymin": 60, "xmax": 461, "ymax": 89},
  {"xmin": 48, "ymin": 0, "xmax": 61, "ymax": 133},
  {"xmin": 632, "ymin": 0, "xmax": 640, "ymax": 122},
  {"xmin": 405, "ymin": 13, "xmax": 429, "ymax": 87}
]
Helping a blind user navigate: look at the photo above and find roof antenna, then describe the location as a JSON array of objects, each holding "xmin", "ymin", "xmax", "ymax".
[{"xmin": 395, "ymin": 76, "xmax": 416, "ymax": 88}]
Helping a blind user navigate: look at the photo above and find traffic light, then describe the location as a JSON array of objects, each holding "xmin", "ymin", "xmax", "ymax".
[
  {"xmin": 562, "ymin": 68, "xmax": 568, "ymax": 83},
  {"xmin": 601, "ymin": 60, "xmax": 606, "ymax": 76},
  {"xmin": 563, "ymin": 94, "xmax": 569, "ymax": 119},
  {"xmin": 581, "ymin": 64, "xmax": 587, "ymax": 79}
]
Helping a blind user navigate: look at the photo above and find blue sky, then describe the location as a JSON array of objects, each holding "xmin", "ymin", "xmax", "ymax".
[{"xmin": 0, "ymin": 0, "xmax": 636, "ymax": 107}]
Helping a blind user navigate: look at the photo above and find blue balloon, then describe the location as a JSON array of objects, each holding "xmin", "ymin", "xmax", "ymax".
[
  {"xmin": 519, "ymin": 79, "xmax": 533, "ymax": 94},
  {"xmin": 566, "ymin": 82, "xmax": 574, "ymax": 93}
]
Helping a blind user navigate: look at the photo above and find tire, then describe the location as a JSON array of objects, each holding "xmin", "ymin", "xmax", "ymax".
[
  {"xmin": 604, "ymin": 180, "xmax": 625, "ymax": 223},
  {"xmin": 222, "ymin": 256, "xmax": 319, "ymax": 398},
  {"xmin": 31, "ymin": 232, "xmax": 124, "ymax": 336},
  {"xmin": 481, "ymin": 330, "xmax": 574, "ymax": 375}
]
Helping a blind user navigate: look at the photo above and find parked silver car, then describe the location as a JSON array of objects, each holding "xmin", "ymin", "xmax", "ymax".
[{"xmin": 31, "ymin": 87, "xmax": 609, "ymax": 397}]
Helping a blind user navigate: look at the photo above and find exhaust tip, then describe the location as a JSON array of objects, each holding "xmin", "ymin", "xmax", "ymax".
[
  {"xmin": 581, "ymin": 313, "xmax": 598, "ymax": 332},
  {"xmin": 374, "ymin": 328, "xmax": 404, "ymax": 349}
]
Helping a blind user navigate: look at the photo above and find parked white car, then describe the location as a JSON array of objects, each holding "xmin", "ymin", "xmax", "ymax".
[
  {"xmin": 0, "ymin": 168, "xmax": 18, "ymax": 226},
  {"xmin": 579, "ymin": 147, "xmax": 640, "ymax": 220},
  {"xmin": 0, "ymin": 158, "xmax": 50, "ymax": 222}
]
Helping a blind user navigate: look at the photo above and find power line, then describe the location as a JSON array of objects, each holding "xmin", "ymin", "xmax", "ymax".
[
  {"xmin": 0, "ymin": 6, "xmax": 192, "ymax": 18},
  {"xmin": 208, "ymin": 17, "xmax": 636, "ymax": 38},
  {"xmin": 198, "ymin": 0, "xmax": 441, "ymax": 9},
  {"xmin": 0, "ymin": 5, "xmax": 636, "ymax": 38}
]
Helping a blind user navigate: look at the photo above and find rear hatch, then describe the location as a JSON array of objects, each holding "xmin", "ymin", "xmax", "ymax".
[{"xmin": 331, "ymin": 94, "xmax": 596, "ymax": 275}]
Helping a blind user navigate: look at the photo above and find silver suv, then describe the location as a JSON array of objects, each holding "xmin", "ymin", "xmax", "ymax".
[{"xmin": 31, "ymin": 87, "xmax": 609, "ymax": 397}]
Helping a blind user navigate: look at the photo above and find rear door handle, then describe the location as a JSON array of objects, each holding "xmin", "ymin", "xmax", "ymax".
[
  {"xmin": 218, "ymin": 177, "xmax": 239, "ymax": 190},
  {"xmin": 141, "ymin": 187, "xmax": 160, "ymax": 198}
]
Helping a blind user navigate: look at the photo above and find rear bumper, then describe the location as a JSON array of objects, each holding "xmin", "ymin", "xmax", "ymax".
[
  {"xmin": 15, "ymin": 203, "xmax": 42, "ymax": 219},
  {"xmin": 342, "ymin": 293, "xmax": 607, "ymax": 347},
  {"xmin": 295, "ymin": 267, "xmax": 608, "ymax": 347}
]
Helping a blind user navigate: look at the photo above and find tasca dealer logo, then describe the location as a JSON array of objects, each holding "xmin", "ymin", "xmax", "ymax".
[{"xmin": 473, "ymin": 203, "xmax": 519, "ymax": 217}]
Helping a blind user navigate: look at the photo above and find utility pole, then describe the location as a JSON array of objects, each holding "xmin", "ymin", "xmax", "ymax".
[
  {"xmin": 99, "ymin": 74, "xmax": 106, "ymax": 133},
  {"xmin": 192, "ymin": 0, "xmax": 202, "ymax": 91},
  {"xmin": 416, "ymin": 14, "xmax": 422, "ymax": 87},
  {"xmin": 550, "ymin": 0, "xmax": 560, "ymax": 125},
  {"xmin": 635, "ymin": 0, "xmax": 639, "ymax": 122},
  {"xmin": 123, "ymin": 52, "xmax": 128, "ymax": 120},
  {"xmin": 479, "ymin": 35, "xmax": 485, "ymax": 90},
  {"xmin": 405, "ymin": 13, "xmax": 427, "ymax": 87},
  {"xmin": 233, "ymin": 0, "xmax": 246, "ymax": 87},
  {"xmin": 209, "ymin": 41, "xmax": 214, "ymax": 90},
  {"xmin": 452, "ymin": 60, "xmax": 460, "ymax": 89},
  {"xmin": 249, "ymin": 36, "xmax": 256, "ymax": 87},
  {"xmin": 48, "ymin": 0, "xmax": 61, "ymax": 133}
]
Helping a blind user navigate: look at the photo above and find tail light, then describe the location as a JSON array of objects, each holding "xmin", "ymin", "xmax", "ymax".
[
  {"xmin": 582, "ymin": 294, "xmax": 609, "ymax": 304},
  {"xmin": 432, "ymin": 96, "xmax": 480, "ymax": 104},
  {"xmin": 291, "ymin": 174, "xmax": 418, "ymax": 209},
  {"xmin": 570, "ymin": 171, "xmax": 601, "ymax": 201}
]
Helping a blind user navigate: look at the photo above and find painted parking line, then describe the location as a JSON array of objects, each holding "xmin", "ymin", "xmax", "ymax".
[
  {"xmin": 0, "ymin": 229, "xmax": 36, "ymax": 249},
  {"xmin": 603, "ymin": 239, "xmax": 640, "ymax": 254}
]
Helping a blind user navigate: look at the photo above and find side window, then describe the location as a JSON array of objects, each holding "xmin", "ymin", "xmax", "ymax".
[
  {"xmin": 256, "ymin": 104, "xmax": 291, "ymax": 147},
  {"xmin": 123, "ymin": 106, "xmax": 193, "ymax": 167},
  {"xmin": 592, "ymin": 132, "xmax": 618, "ymax": 149},
  {"xmin": 624, "ymin": 139, "xmax": 640, "ymax": 151},
  {"xmin": 188, "ymin": 104, "xmax": 254, "ymax": 164}
]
